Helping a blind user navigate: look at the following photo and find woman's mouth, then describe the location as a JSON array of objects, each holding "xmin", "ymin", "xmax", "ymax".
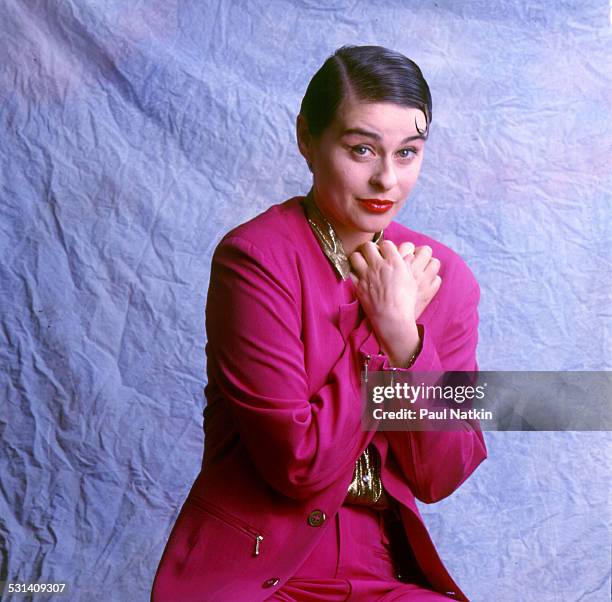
[{"xmin": 357, "ymin": 198, "xmax": 394, "ymax": 213}]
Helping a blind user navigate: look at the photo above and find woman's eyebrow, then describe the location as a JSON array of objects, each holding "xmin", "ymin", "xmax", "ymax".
[
  {"xmin": 341, "ymin": 127, "xmax": 425, "ymax": 143},
  {"xmin": 400, "ymin": 134, "xmax": 425, "ymax": 143},
  {"xmin": 341, "ymin": 127, "xmax": 381, "ymax": 139}
]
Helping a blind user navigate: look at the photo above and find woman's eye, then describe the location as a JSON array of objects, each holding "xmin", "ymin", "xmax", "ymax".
[
  {"xmin": 398, "ymin": 147, "xmax": 417, "ymax": 159},
  {"xmin": 351, "ymin": 145, "xmax": 372, "ymax": 157}
]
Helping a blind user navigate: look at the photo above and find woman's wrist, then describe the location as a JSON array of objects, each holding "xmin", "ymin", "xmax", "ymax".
[{"xmin": 378, "ymin": 320, "xmax": 422, "ymax": 368}]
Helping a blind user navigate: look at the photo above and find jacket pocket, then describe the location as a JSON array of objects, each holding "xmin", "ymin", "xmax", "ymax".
[{"xmin": 186, "ymin": 496, "xmax": 265, "ymax": 557}]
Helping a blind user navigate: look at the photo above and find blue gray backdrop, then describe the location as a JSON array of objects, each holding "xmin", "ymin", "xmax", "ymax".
[{"xmin": 1, "ymin": 1, "xmax": 610, "ymax": 601}]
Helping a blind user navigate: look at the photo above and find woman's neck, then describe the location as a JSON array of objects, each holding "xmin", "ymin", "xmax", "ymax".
[{"xmin": 334, "ymin": 226, "xmax": 376, "ymax": 256}]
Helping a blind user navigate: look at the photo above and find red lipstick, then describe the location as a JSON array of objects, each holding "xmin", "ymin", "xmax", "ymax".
[{"xmin": 357, "ymin": 198, "xmax": 394, "ymax": 213}]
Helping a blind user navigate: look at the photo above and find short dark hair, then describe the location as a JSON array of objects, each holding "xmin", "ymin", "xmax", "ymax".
[{"xmin": 299, "ymin": 45, "xmax": 432, "ymax": 139}]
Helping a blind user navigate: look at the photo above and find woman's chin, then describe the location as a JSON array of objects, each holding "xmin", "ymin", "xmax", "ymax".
[{"xmin": 355, "ymin": 212, "xmax": 396, "ymax": 233}]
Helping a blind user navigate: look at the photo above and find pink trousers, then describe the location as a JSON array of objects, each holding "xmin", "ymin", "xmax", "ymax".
[{"xmin": 266, "ymin": 504, "xmax": 453, "ymax": 601}]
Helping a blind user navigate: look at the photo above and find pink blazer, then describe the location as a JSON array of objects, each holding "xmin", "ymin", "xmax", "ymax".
[{"xmin": 151, "ymin": 196, "xmax": 487, "ymax": 602}]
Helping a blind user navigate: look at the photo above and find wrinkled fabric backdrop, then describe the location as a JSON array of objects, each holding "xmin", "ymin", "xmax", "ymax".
[{"xmin": 1, "ymin": 1, "xmax": 610, "ymax": 601}]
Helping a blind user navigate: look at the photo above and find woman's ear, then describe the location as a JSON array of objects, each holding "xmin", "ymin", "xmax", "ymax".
[{"xmin": 296, "ymin": 114, "xmax": 313, "ymax": 171}]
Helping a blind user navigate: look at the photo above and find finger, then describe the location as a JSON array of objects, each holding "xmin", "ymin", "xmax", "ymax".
[
  {"xmin": 423, "ymin": 256, "xmax": 441, "ymax": 281},
  {"xmin": 431, "ymin": 275, "xmax": 442, "ymax": 295},
  {"xmin": 411, "ymin": 245, "xmax": 433, "ymax": 272},
  {"xmin": 378, "ymin": 239, "xmax": 402, "ymax": 264},
  {"xmin": 358, "ymin": 241, "xmax": 383, "ymax": 266},
  {"xmin": 349, "ymin": 272, "xmax": 359, "ymax": 287},
  {"xmin": 348, "ymin": 249, "xmax": 369, "ymax": 278},
  {"xmin": 398, "ymin": 241, "xmax": 415, "ymax": 258}
]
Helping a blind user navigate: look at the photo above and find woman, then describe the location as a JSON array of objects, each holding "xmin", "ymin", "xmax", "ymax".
[{"xmin": 152, "ymin": 45, "xmax": 486, "ymax": 602}]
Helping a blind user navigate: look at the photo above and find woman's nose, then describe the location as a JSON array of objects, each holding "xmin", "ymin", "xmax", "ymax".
[{"xmin": 369, "ymin": 158, "xmax": 397, "ymax": 190}]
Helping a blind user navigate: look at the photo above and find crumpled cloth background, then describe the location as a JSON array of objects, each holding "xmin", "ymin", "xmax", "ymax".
[{"xmin": 1, "ymin": 1, "xmax": 610, "ymax": 600}]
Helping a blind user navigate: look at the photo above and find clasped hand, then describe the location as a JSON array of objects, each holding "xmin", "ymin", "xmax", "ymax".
[{"xmin": 348, "ymin": 240, "xmax": 441, "ymax": 367}]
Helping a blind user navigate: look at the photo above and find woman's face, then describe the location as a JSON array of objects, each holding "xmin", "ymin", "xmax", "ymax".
[{"xmin": 298, "ymin": 97, "xmax": 427, "ymax": 253}]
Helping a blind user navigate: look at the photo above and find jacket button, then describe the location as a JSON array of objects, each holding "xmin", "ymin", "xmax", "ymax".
[
  {"xmin": 307, "ymin": 509, "xmax": 326, "ymax": 527},
  {"xmin": 262, "ymin": 577, "xmax": 280, "ymax": 588}
]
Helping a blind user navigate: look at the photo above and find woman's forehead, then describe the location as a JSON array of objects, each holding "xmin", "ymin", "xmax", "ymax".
[{"xmin": 331, "ymin": 100, "xmax": 428, "ymax": 141}]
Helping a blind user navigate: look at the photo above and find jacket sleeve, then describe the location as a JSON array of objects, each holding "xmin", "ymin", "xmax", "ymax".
[
  {"xmin": 205, "ymin": 235, "xmax": 378, "ymax": 500},
  {"xmin": 383, "ymin": 269, "xmax": 488, "ymax": 504}
]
